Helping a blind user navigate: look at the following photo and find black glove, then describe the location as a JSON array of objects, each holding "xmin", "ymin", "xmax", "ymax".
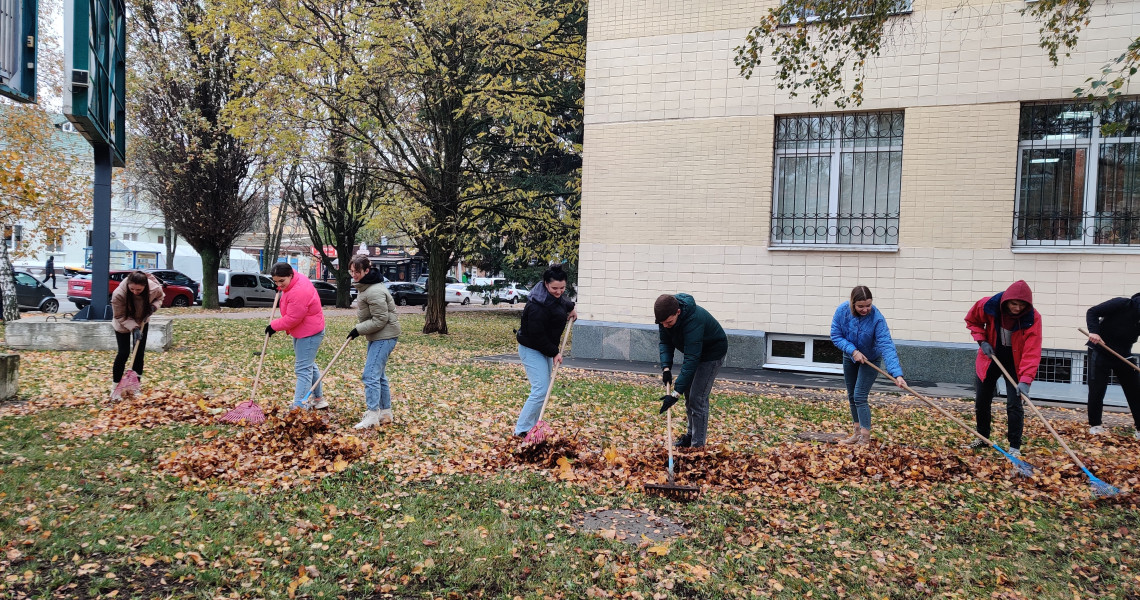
[
  {"xmin": 1017, "ymin": 382, "xmax": 1030, "ymax": 399},
  {"xmin": 978, "ymin": 341, "xmax": 994, "ymax": 356},
  {"xmin": 265, "ymin": 325, "xmax": 276, "ymax": 337},
  {"xmin": 659, "ymin": 393, "xmax": 680, "ymax": 414},
  {"xmin": 347, "ymin": 327, "xmax": 360, "ymax": 340},
  {"xmin": 131, "ymin": 328, "xmax": 141, "ymax": 344},
  {"xmin": 662, "ymin": 369, "xmax": 672, "ymax": 385}
]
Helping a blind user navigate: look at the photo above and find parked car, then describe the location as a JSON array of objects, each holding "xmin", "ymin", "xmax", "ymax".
[
  {"xmin": 11, "ymin": 270, "xmax": 59, "ymax": 312},
  {"xmin": 146, "ymin": 269, "xmax": 200, "ymax": 302},
  {"xmin": 386, "ymin": 282, "xmax": 428, "ymax": 307},
  {"xmin": 311, "ymin": 280, "xmax": 358, "ymax": 306},
  {"xmin": 217, "ymin": 270, "xmax": 277, "ymax": 307},
  {"xmin": 445, "ymin": 283, "xmax": 473, "ymax": 305},
  {"xmin": 495, "ymin": 283, "xmax": 529, "ymax": 304},
  {"xmin": 67, "ymin": 270, "xmax": 196, "ymax": 309},
  {"xmin": 416, "ymin": 275, "xmax": 458, "ymax": 287}
]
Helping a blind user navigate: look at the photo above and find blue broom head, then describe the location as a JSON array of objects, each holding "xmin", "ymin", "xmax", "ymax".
[{"xmin": 994, "ymin": 444, "xmax": 1036, "ymax": 477}]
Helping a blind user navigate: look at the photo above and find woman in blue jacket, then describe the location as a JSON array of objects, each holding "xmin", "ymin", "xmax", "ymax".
[{"xmin": 830, "ymin": 285, "xmax": 907, "ymax": 445}]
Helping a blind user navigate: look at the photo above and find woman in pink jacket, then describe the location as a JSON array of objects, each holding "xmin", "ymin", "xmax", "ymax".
[{"xmin": 266, "ymin": 263, "xmax": 327, "ymax": 409}]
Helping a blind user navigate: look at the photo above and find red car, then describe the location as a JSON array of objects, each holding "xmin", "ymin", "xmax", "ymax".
[{"xmin": 67, "ymin": 270, "xmax": 196, "ymax": 309}]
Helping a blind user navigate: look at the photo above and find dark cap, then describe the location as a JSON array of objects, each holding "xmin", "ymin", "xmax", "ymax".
[{"xmin": 654, "ymin": 294, "xmax": 679, "ymax": 324}]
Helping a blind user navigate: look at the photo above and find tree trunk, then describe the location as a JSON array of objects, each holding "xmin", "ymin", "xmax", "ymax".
[
  {"xmin": 200, "ymin": 246, "xmax": 222, "ymax": 309},
  {"xmin": 422, "ymin": 240, "xmax": 449, "ymax": 334},
  {"xmin": 0, "ymin": 240, "xmax": 20, "ymax": 321},
  {"xmin": 335, "ymin": 240, "xmax": 354, "ymax": 308},
  {"xmin": 164, "ymin": 223, "xmax": 177, "ymax": 269}
]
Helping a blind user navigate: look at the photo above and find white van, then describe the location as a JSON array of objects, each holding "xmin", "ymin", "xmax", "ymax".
[{"xmin": 217, "ymin": 269, "xmax": 277, "ymax": 307}]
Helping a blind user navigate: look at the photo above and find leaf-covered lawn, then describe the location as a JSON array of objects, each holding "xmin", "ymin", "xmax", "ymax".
[{"xmin": 1, "ymin": 312, "xmax": 1139, "ymax": 599}]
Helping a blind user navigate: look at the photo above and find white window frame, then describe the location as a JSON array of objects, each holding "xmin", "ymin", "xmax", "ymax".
[
  {"xmin": 763, "ymin": 334, "xmax": 843, "ymax": 374},
  {"xmin": 1014, "ymin": 102, "xmax": 1140, "ymax": 248},
  {"xmin": 771, "ymin": 112, "xmax": 904, "ymax": 249}
]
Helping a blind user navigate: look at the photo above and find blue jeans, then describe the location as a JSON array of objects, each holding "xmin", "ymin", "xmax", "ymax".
[
  {"xmin": 363, "ymin": 338, "xmax": 397, "ymax": 411},
  {"xmin": 515, "ymin": 344, "xmax": 553, "ymax": 435},
  {"xmin": 842, "ymin": 355, "xmax": 880, "ymax": 429},
  {"xmin": 292, "ymin": 330, "xmax": 325, "ymax": 408}
]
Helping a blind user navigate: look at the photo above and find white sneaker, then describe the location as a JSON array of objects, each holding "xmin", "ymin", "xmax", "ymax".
[
  {"xmin": 110, "ymin": 383, "xmax": 122, "ymax": 401},
  {"xmin": 1089, "ymin": 425, "xmax": 1107, "ymax": 435},
  {"xmin": 311, "ymin": 398, "xmax": 329, "ymax": 410},
  {"xmin": 1008, "ymin": 448, "xmax": 1022, "ymax": 458},
  {"xmin": 1134, "ymin": 428, "xmax": 1139, "ymax": 441},
  {"xmin": 353, "ymin": 410, "xmax": 381, "ymax": 429},
  {"xmin": 378, "ymin": 409, "xmax": 393, "ymax": 425}
]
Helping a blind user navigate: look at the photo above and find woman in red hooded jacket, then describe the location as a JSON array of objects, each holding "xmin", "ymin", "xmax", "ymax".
[
  {"xmin": 964, "ymin": 280, "xmax": 1042, "ymax": 456},
  {"xmin": 266, "ymin": 263, "xmax": 327, "ymax": 409}
]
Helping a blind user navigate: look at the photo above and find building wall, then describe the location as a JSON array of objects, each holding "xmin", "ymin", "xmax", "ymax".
[{"xmin": 578, "ymin": 0, "xmax": 1140, "ymax": 362}]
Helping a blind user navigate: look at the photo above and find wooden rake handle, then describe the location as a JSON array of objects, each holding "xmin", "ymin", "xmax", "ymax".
[
  {"xmin": 1078, "ymin": 327, "xmax": 1140, "ymax": 374},
  {"xmin": 249, "ymin": 292, "xmax": 281, "ymax": 402},
  {"xmin": 987, "ymin": 353, "xmax": 1091, "ymax": 472},
  {"xmin": 863, "ymin": 360, "xmax": 998, "ymax": 447},
  {"xmin": 300, "ymin": 335, "xmax": 354, "ymax": 402},
  {"xmin": 533, "ymin": 321, "xmax": 573, "ymax": 425}
]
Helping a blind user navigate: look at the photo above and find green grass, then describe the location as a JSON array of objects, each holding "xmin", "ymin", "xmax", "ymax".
[{"xmin": 1, "ymin": 312, "xmax": 1138, "ymax": 599}]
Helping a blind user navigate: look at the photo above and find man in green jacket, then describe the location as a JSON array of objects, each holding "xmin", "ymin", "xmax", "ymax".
[
  {"xmin": 655, "ymin": 293, "xmax": 728, "ymax": 448},
  {"xmin": 348, "ymin": 255, "xmax": 402, "ymax": 429}
]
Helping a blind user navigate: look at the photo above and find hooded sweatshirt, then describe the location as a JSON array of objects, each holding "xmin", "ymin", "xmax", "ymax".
[
  {"xmin": 658, "ymin": 293, "xmax": 728, "ymax": 395},
  {"xmin": 270, "ymin": 268, "xmax": 325, "ymax": 339},
  {"xmin": 111, "ymin": 273, "xmax": 165, "ymax": 333},
  {"xmin": 1086, "ymin": 293, "xmax": 1140, "ymax": 356},
  {"xmin": 354, "ymin": 269, "xmax": 401, "ymax": 341},
  {"xmin": 965, "ymin": 280, "xmax": 1042, "ymax": 384}
]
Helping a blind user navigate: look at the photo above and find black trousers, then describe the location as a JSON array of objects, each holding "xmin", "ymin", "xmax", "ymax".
[
  {"xmin": 975, "ymin": 348, "xmax": 1024, "ymax": 449},
  {"xmin": 113, "ymin": 323, "xmax": 149, "ymax": 383},
  {"xmin": 1087, "ymin": 348, "xmax": 1140, "ymax": 428}
]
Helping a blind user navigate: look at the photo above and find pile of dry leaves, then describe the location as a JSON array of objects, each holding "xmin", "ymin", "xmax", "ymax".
[
  {"xmin": 56, "ymin": 390, "xmax": 218, "ymax": 439},
  {"xmin": 157, "ymin": 406, "xmax": 365, "ymax": 490}
]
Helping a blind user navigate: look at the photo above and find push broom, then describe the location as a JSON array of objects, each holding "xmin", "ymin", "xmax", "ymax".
[
  {"xmin": 862, "ymin": 361, "xmax": 1036, "ymax": 477},
  {"xmin": 988, "ymin": 354, "xmax": 1121, "ymax": 497},
  {"xmin": 523, "ymin": 322, "xmax": 572, "ymax": 445},
  {"xmin": 293, "ymin": 335, "xmax": 355, "ymax": 410},
  {"xmin": 219, "ymin": 292, "xmax": 281, "ymax": 425},
  {"xmin": 643, "ymin": 382, "xmax": 701, "ymax": 501},
  {"xmin": 112, "ymin": 318, "xmax": 149, "ymax": 400}
]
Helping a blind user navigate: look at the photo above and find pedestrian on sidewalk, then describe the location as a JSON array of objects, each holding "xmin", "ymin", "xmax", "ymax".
[
  {"xmin": 513, "ymin": 264, "xmax": 576, "ymax": 437},
  {"xmin": 1084, "ymin": 293, "xmax": 1140, "ymax": 439},
  {"xmin": 267, "ymin": 263, "xmax": 327, "ymax": 410},
  {"xmin": 829, "ymin": 286, "xmax": 907, "ymax": 446},
  {"xmin": 964, "ymin": 280, "xmax": 1042, "ymax": 456},
  {"xmin": 44, "ymin": 256, "xmax": 56, "ymax": 288},
  {"xmin": 347, "ymin": 255, "xmax": 401, "ymax": 429},
  {"xmin": 655, "ymin": 293, "xmax": 727, "ymax": 448},
  {"xmin": 110, "ymin": 271, "xmax": 163, "ymax": 399}
]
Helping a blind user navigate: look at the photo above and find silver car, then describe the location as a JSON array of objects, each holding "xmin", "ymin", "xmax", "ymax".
[{"xmin": 218, "ymin": 269, "xmax": 277, "ymax": 307}]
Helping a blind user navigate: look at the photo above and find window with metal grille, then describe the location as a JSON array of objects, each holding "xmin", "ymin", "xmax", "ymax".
[
  {"xmin": 772, "ymin": 112, "xmax": 903, "ymax": 246},
  {"xmin": 780, "ymin": 0, "xmax": 913, "ymax": 25},
  {"xmin": 1015, "ymin": 100, "xmax": 1140, "ymax": 247}
]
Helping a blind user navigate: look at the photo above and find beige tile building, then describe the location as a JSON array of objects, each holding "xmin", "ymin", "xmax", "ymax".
[{"xmin": 573, "ymin": 0, "xmax": 1140, "ymax": 402}]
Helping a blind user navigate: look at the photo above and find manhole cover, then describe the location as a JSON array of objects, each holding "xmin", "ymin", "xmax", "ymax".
[
  {"xmin": 796, "ymin": 431, "xmax": 846, "ymax": 443},
  {"xmin": 576, "ymin": 509, "xmax": 685, "ymax": 544}
]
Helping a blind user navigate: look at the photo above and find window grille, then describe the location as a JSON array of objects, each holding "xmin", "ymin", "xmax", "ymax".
[
  {"xmin": 1014, "ymin": 100, "xmax": 1140, "ymax": 247},
  {"xmin": 772, "ymin": 112, "xmax": 903, "ymax": 246}
]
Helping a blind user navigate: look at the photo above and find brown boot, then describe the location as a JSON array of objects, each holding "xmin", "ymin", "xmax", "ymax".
[
  {"xmin": 837, "ymin": 425, "xmax": 860, "ymax": 445},
  {"xmin": 855, "ymin": 427, "xmax": 872, "ymax": 446}
]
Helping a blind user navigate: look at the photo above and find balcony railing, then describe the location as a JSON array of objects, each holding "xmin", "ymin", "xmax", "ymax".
[{"xmin": 1013, "ymin": 211, "xmax": 1140, "ymax": 246}]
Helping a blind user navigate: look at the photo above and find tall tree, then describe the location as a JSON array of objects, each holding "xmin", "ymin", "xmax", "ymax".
[
  {"xmin": 128, "ymin": 0, "xmax": 262, "ymax": 308},
  {"xmin": 734, "ymin": 0, "xmax": 1138, "ymax": 122},
  {"xmin": 223, "ymin": 0, "xmax": 585, "ymax": 333},
  {"xmin": 0, "ymin": 107, "xmax": 90, "ymax": 320}
]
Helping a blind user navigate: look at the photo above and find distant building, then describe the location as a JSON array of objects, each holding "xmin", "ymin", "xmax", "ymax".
[{"xmin": 574, "ymin": 0, "xmax": 1140, "ymax": 403}]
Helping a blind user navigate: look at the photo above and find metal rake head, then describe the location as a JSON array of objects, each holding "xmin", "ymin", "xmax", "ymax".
[{"xmin": 643, "ymin": 482, "xmax": 701, "ymax": 502}]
